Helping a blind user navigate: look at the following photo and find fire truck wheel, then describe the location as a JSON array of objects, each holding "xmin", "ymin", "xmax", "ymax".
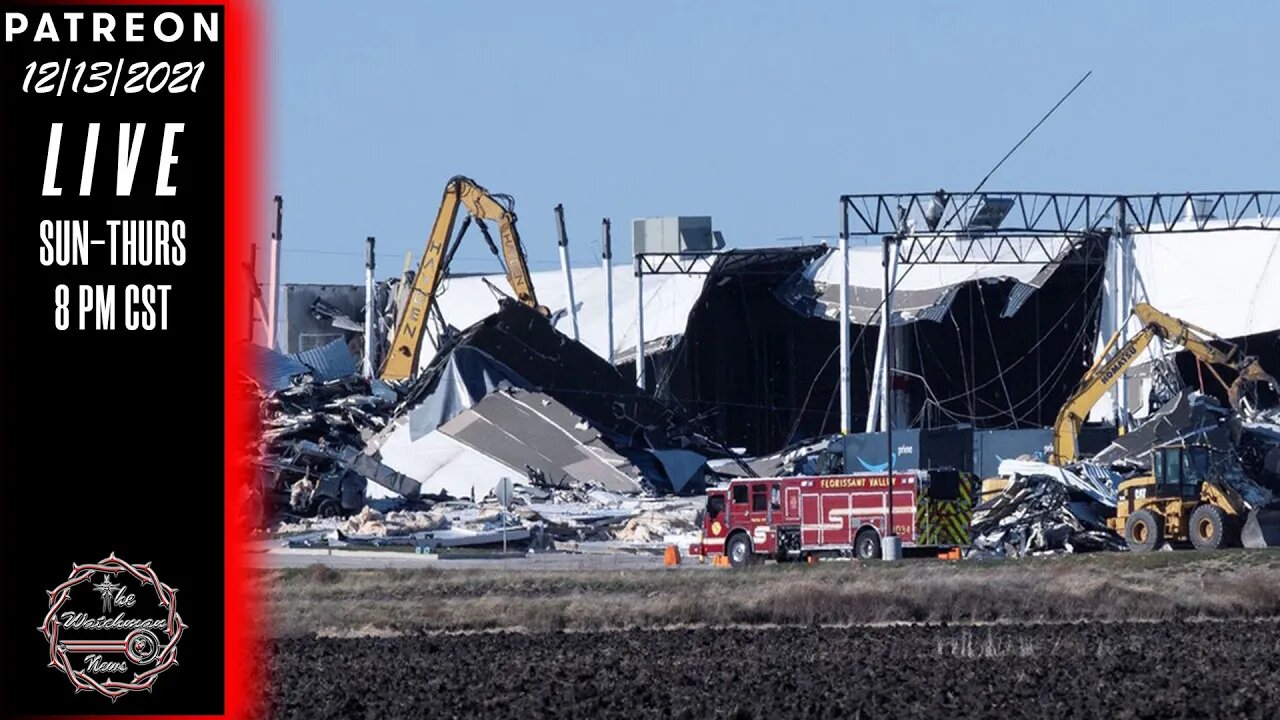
[
  {"xmin": 855, "ymin": 529, "xmax": 882, "ymax": 560},
  {"xmin": 726, "ymin": 533, "xmax": 753, "ymax": 568}
]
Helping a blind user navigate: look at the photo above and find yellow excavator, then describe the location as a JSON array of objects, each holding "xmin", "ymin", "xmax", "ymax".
[
  {"xmin": 1048, "ymin": 302, "xmax": 1280, "ymax": 551},
  {"xmin": 379, "ymin": 176, "xmax": 545, "ymax": 382},
  {"xmin": 1051, "ymin": 303, "xmax": 1278, "ymax": 464}
]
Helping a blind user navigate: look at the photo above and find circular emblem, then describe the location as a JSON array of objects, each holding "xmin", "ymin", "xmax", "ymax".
[
  {"xmin": 711, "ymin": 520, "xmax": 723, "ymax": 535},
  {"xmin": 40, "ymin": 553, "xmax": 185, "ymax": 700}
]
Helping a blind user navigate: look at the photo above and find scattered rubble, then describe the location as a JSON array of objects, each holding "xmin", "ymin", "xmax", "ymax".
[
  {"xmin": 971, "ymin": 460, "xmax": 1125, "ymax": 556},
  {"xmin": 270, "ymin": 482, "xmax": 701, "ymax": 554},
  {"xmin": 974, "ymin": 390, "xmax": 1280, "ymax": 556},
  {"xmin": 1093, "ymin": 391, "xmax": 1277, "ymax": 508},
  {"xmin": 252, "ymin": 357, "xmax": 418, "ymax": 518},
  {"xmin": 250, "ymin": 300, "xmax": 737, "ymax": 533}
]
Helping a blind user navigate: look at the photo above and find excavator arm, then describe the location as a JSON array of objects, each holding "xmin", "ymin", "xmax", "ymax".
[
  {"xmin": 1050, "ymin": 320, "xmax": 1158, "ymax": 464},
  {"xmin": 1050, "ymin": 303, "xmax": 1279, "ymax": 464},
  {"xmin": 379, "ymin": 176, "xmax": 542, "ymax": 382}
]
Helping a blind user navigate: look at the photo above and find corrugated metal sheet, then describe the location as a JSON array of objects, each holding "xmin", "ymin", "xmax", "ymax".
[
  {"xmin": 253, "ymin": 338, "xmax": 358, "ymax": 391},
  {"xmin": 291, "ymin": 339, "xmax": 358, "ymax": 382},
  {"xmin": 253, "ymin": 345, "xmax": 311, "ymax": 392},
  {"xmin": 1001, "ymin": 282, "xmax": 1037, "ymax": 318}
]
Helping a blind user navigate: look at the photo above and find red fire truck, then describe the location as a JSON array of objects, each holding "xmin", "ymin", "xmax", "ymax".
[{"xmin": 688, "ymin": 470, "xmax": 974, "ymax": 567}]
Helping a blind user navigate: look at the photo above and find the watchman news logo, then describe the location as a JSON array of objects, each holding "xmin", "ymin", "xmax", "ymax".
[{"xmin": 40, "ymin": 553, "xmax": 185, "ymax": 700}]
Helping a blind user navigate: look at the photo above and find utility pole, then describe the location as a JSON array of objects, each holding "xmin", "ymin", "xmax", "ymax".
[
  {"xmin": 602, "ymin": 218, "xmax": 614, "ymax": 364},
  {"xmin": 554, "ymin": 204, "xmax": 580, "ymax": 341},
  {"xmin": 364, "ymin": 236, "xmax": 376, "ymax": 378},
  {"xmin": 635, "ymin": 261, "xmax": 646, "ymax": 390},
  {"xmin": 839, "ymin": 199, "xmax": 851, "ymax": 435},
  {"xmin": 267, "ymin": 195, "xmax": 283, "ymax": 350},
  {"xmin": 247, "ymin": 242, "xmax": 258, "ymax": 343},
  {"xmin": 882, "ymin": 233, "xmax": 903, "ymax": 561},
  {"xmin": 1114, "ymin": 198, "xmax": 1130, "ymax": 429}
]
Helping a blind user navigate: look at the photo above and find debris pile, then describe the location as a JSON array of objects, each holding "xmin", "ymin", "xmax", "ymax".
[
  {"xmin": 1094, "ymin": 391, "xmax": 1277, "ymax": 508},
  {"xmin": 272, "ymin": 483, "xmax": 701, "ymax": 553},
  {"xmin": 1237, "ymin": 406, "xmax": 1280, "ymax": 495},
  {"xmin": 369, "ymin": 301, "xmax": 729, "ymax": 498},
  {"xmin": 252, "ymin": 352, "xmax": 420, "ymax": 518},
  {"xmin": 971, "ymin": 460, "xmax": 1125, "ymax": 556},
  {"xmin": 973, "ymin": 390, "xmax": 1280, "ymax": 556}
]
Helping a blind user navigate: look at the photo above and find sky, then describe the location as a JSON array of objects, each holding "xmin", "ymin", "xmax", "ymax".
[{"xmin": 269, "ymin": 1, "xmax": 1280, "ymax": 285}]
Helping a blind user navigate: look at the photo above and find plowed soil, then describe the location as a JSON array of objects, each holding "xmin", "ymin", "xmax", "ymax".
[{"xmin": 265, "ymin": 621, "xmax": 1280, "ymax": 719}]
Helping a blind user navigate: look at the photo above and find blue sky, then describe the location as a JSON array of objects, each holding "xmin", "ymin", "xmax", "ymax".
[{"xmin": 269, "ymin": 1, "xmax": 1279, "ymax": 284}]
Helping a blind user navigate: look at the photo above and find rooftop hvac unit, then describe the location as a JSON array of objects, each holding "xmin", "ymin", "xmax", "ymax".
[
  {"xmin": 1182, "ymin": 197, "xmax": 1217, "ymax": 223},
  {"xmin": 631, "ymin": 216, "xmax": 725, "ymax": 255}
]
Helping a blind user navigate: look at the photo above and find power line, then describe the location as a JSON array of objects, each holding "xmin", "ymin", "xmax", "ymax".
[{"xmin": 811, "ymin": 69, "xmax": 1095, "ymax": 430}]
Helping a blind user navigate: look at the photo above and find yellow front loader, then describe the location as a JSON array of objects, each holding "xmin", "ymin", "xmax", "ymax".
[{"xmin": 1110, "ymin": 443, "xmax": 1280, "ymax": 552}]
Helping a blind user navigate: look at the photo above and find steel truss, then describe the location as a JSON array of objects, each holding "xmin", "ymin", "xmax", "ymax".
[
  {"xmin": 633, "ymin": 247, "xmax": 819, "ymax": 276},
  {"xmin": 841, "ymin": 191, "xmax": 1280, "ymax": 265}
]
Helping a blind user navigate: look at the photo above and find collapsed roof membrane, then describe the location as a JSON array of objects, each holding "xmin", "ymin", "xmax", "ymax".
[
  {"xmin": 416, "ymin": 264, "xmax": 707, "ymax": 370},
  {"xmin": 631, "ymin": 240, "xmax": 1106, "ymax": 453},
  {"xmin": 775, "ymin": 234, "xmax": 1075, "ymax": 325},
  {"xmin": 371, "ymin": 301, "xmax": 725, "ymax": 497}
]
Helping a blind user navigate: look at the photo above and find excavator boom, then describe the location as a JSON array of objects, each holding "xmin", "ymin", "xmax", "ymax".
[
  {"xmin": 1051, "ymin": 303, "xmax": 1279, "ymax": 464},
  {"xmin": 379, "ymin": 176, "xmax": 542, "ymax": 382}
]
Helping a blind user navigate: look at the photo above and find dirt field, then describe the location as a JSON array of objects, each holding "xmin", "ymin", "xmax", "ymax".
[
  {"xmin": 265, "ymin": 550, "xmax": 1280, "ymax": 635},
  {"xmin": 260, "ymin": 551, "xmax": 1280, "ymax": 718},
  {"xmin": 265, "ymin": 621, "xmax": 1280, "ymax": 719}
]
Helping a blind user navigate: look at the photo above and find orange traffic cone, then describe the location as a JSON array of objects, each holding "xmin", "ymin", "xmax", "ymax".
[{"xmin": 663, "ymin": 544, "xmax": 681, "ymax": 566}]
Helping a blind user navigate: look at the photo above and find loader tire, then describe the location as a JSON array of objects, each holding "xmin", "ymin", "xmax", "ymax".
[
  {"xmin": 1189, "ymin": 504, "xmax": 1234, "ymax": 551},
  {"xmin": 1124, "ymin": 509, "xmax": 1163, "ymax": 553}
]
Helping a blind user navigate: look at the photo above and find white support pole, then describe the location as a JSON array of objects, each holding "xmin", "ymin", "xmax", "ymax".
[
  {"xmin": 1115, "ymin": 200, "xmax": 1130, "ymax": 428},
  {"xmin": 602, "ymin": 218, "xmax": 614, "ymax": 364},
  {"xmin": 867, "ymin": 237, "xmax": 899, "ymax": 433},
  {"xmin": 267, "ymin": 195, "xmax": 283, "ymax": 350},
  {"xmin": 839, "ymin": 202, "xmax": 851, "ymax": 435},
  {"xmin": 363, "ymin": 236, "xmax": 376, "ymax": 378},
  {"xmin": 635, "ymin": 262, "xmax": 646, "ymax": 390},
  {"xmin": 554, "ymin": 204, "xmax": 580, "ymax": 342}
]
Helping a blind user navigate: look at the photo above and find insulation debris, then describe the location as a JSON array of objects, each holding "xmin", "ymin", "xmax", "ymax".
[
  {"xmin": 271, "ymin": 483, "xmax": 700, "ymax": 552},
  {"xmin": 997, "ymin": 459, "xmax": 1117, "ymax": 507}
]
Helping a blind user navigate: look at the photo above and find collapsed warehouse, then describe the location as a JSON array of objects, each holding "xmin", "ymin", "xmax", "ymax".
[{"xmin": 250, "ymin": 188, "xmax": 1280, "ymax": 555}]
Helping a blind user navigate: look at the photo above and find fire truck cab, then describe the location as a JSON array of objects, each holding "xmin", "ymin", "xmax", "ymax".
[{"xmin": 690, "ymin": 470, "xmax": 973, "ymax": 567}]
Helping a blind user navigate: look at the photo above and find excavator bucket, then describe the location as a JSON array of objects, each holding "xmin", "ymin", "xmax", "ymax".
[{"xmin": 1240, "ymin": 508, "xmax": 1280, "ymax": 549}]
